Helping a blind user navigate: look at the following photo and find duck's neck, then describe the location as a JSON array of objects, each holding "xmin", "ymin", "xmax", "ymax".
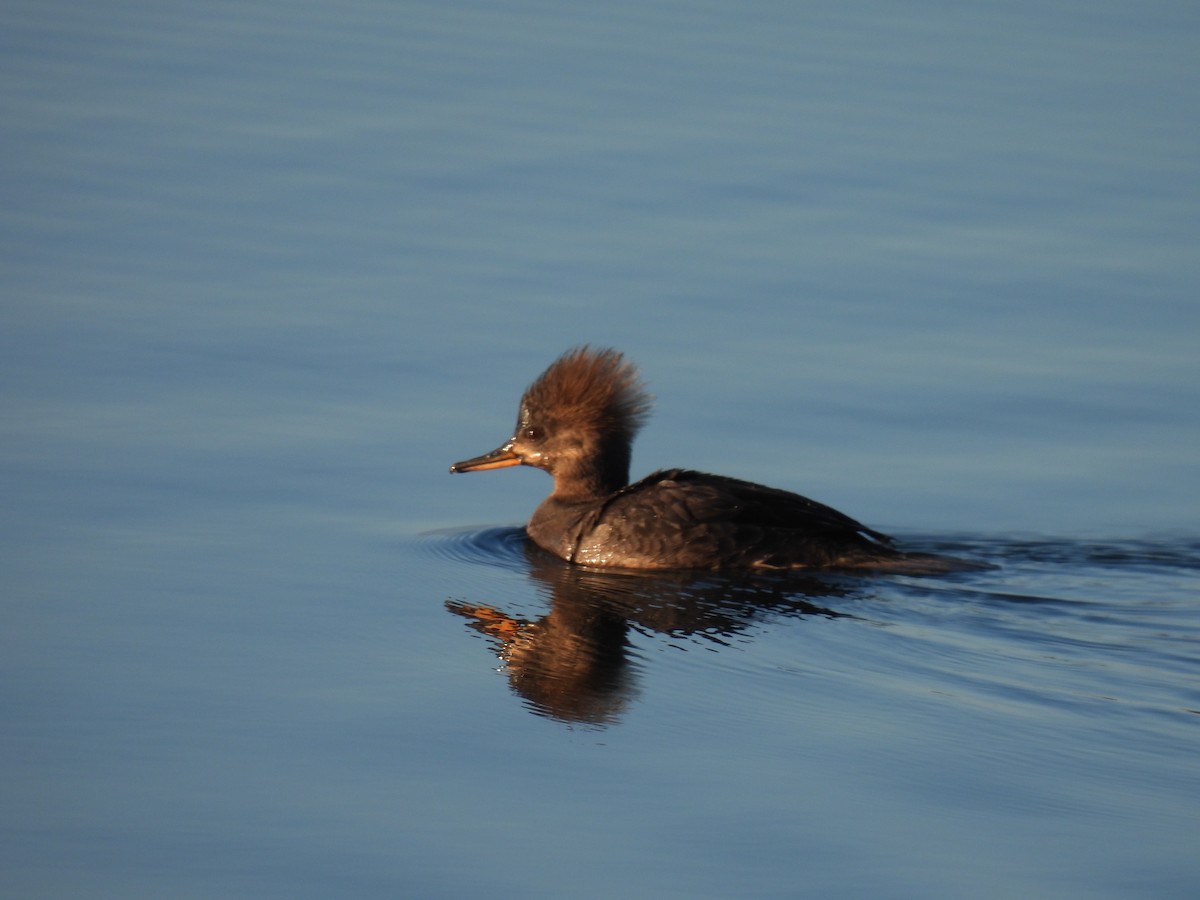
[{"xmin": 552, "ymin": 442, "xmax": 631, "ymax": 501}]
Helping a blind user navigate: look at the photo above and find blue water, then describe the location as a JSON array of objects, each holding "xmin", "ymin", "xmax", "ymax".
[{"xmin": 3, "ymin": 1, "xmax": 1199, "ymax": 897}]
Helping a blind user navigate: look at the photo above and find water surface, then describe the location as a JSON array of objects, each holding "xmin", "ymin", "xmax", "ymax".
[{"xmin": 3, "ymin": 2, "xmax": 1199, "ymax": 898}]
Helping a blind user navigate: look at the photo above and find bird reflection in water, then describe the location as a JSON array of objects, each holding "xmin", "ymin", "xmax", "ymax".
[{"xmin": 447, "ymin": 542, "xmax": 853, "ymax": 727}]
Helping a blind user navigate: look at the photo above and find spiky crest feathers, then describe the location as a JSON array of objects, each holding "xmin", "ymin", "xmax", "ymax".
[{"xmin": 519, "ymin": 346, "xmax": 652, "ymax": 441}]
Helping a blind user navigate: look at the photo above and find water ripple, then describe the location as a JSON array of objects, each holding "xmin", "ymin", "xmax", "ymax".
[
  {"xmin": 418, "ymin": 524, "xmax": 530, "ymax": 571},
  {"xmin": 909, "ymin": 534, "xmax": 1200, "ymax": 572}
]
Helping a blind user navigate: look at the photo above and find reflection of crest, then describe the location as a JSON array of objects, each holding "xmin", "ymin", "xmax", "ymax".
[{"xmin": 448, "ymin": 541, "xmax": 854, "ymax": 728}]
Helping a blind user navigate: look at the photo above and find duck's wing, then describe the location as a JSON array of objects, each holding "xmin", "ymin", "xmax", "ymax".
[
  {"xmin": 570, "ymin": 468, "xmax": 894, "ymax": 570},
  {"xmin": 632, "ymin": 469, "xmax": 893, "ymax": 544}
]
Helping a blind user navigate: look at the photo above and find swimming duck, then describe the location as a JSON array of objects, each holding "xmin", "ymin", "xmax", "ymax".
[{"xmin": 451, "ymin": 346, "xmax": 923, "ymax": 571}]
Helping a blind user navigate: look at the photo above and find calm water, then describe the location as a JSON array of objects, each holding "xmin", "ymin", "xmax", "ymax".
[{"xmin": 3, "ymin": 1, "xmax": 1199, "ymax": 897}]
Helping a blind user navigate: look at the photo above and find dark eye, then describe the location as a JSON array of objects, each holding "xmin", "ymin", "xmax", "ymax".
[{"xmin": 524, "ymin": 426, "xmax": 543, "ymax": 442}]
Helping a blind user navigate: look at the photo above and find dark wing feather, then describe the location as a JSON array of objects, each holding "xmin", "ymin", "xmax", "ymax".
[
  {"xmin": 583, "ymin": 468, "xmax": 896, "ymax": 569},
  {"xmin": 635, "ymin": 469, "xmax": 892, "ymax": 543}
]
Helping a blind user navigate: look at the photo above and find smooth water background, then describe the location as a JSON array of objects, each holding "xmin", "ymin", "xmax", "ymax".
[{"xmin": 3, "ymin": 2, "xmax": 1199, "ymax": 897}]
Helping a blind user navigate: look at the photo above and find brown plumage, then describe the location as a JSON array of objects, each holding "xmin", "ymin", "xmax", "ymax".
[{"xmin": 451, "ymin": 346, "xmax": 947, "ymax": 572}]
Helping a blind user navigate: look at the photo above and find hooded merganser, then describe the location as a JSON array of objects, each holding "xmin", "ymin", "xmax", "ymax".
[{"xmin": 450, "ymin": 346, "xmax": 925, "ymax": 571}]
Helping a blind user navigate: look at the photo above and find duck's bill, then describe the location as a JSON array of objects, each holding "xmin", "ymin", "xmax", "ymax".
[{"xmin": 449, "ymin": 443, "xmax": 522, "ymax": 473}]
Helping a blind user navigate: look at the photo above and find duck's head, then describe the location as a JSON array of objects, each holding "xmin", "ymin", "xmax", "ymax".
[{"xmin": 450, "ymin": 346, "xmax": 652, "ymax": 499}]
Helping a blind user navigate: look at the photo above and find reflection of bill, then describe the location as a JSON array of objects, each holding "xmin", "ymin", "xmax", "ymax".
[
  {"xmin": 447, "ymin": 543, "xmax": 849, "ymax": 728},
  {"xmin": 448, "ymin": 595, "xmax": 634, "ymax": 728}
]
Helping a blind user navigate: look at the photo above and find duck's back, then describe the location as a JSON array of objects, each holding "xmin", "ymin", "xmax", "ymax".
[{"xmin": 535, "ymin": 468, "xmax": 903, "ymax": 570}]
